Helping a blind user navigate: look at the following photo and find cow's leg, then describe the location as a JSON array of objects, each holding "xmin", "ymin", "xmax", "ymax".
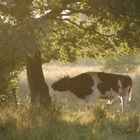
[
  {"xmin": 106, "ymin": 99, "xmax": 114, "ymax": 105},
  {"xmin": 87, "ymin": 91, "xmax": 100, "ymax": 109},
  {"xmin": 121, "ymin": 87, "xmax": 131, "ymax": 112},
  {"xmin": 87, "ymin": 96, "xmax": 97, "ymax": 109},
  {"xmin": 119, "ymin": 95, "xmax": 129, "ymax": 113},
  {"xmin": 119, "ymin": 97, "xmax": 124, "ymax": 112},
  {"xmin": 122, "ymin": 95, "xmax": 129, "ymax": 112}
]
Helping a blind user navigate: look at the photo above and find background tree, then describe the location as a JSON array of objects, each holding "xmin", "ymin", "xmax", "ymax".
[{"xmin": 0, "ymin": 0, "xmax": 140, "ymax": 108}]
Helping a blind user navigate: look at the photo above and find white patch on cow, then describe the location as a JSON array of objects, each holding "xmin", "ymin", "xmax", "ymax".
[
  {"xmin": 85, "ymin": 72, "xmax": 131, "ymax": 112},
  {"xmin": 118, "ymin": 80, "xmax": 122, "ymax": 87},
  {"xmin": 104, "ymin": 88, "xmax": 117, "ymax": 97},
  {"xmin": 86, "ymin": 72, "xmax": 120, "ymax": 107},
  {"xmin": 118, "ymin": 80, "xmax": 123, "ymax": 93},
  {"xmin": 86, "ymin": 72, "xmax": 102, "ymax": 107},
  {"xmin": 87, "ymin": 72, "xmax": 101, "ymax": 85},
  {"xmin": 87, "ymin": 87, "xmax": 101, "ymax": 108}
]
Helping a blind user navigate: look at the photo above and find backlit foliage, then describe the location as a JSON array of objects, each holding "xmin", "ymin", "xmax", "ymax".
[{"xmin": 0, "ymin": 0, "xmax": 140, "ymax": 100}]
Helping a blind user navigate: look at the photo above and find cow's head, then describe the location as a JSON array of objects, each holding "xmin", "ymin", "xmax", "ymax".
[{"xmin": 52, "ymin": 76, "xmax": 70, "ymax": 91}]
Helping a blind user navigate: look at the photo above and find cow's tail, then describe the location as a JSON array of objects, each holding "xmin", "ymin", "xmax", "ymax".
[
  {"xmin": 128, "ymin": 76, "xmax": 132, "ymax": 102},
  {"xmin": 128, "ymin": 91, "xmax": 131, "ymax": 102},
  {"xmin": 128, "ymin": 85, "xmax": 132, "ymax": 102}
]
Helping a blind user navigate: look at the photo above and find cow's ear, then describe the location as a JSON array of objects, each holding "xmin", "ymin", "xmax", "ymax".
[
  {"xmin": 64, "ymin": 75, "xmax": 69, "ymax": 78},
  {"xmin": 65, "ymin": 76, "xmax": 70, "ymax": 84},
  {"xmin": 65, "ymin": 76, "xmax": 70, "ymax": 79}
]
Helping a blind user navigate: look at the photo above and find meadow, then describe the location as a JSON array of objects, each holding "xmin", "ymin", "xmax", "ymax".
[{"xmin": 0, "ymin": 56, "xmax": 140, "ymax": 140}]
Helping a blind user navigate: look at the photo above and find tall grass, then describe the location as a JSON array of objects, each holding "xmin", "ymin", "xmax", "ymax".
[
  {"xmin": 1, "ymin": 57, "xmax": 140, "ymax": 140},
  {"xmin": 0, "ymin": 104, "xmax": 140, "ymax": 140}
]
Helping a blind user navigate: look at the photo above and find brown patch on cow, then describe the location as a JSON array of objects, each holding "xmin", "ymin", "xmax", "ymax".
[
  {"xmin": 97, "ymin": 72, "xmax": 120, "ymax": 95},
  {"xmin": 69, "ymin": 73, "xmax": 94, "ymax": 99},
  {"xmin": 97, "ymin": 72, "xmax": 132, "ymax": 96},
  {"xmin": 120, "ymin": 76, "xmax": 132, "ymax": 90}
]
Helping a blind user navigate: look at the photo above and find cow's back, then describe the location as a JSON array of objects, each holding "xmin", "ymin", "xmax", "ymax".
[
  {"xmin": 87, "ymin": 72, "xmax": 132, "ymax": 95},
  {"xmin": 69, "ymin": 73, "xmax": 94, "ymax": 99}
]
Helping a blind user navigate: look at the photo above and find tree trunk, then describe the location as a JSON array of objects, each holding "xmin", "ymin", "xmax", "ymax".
[
  {"xmin": 12, "ymin": 88, "xmax": 18, "ymax": 109},
  {"xmin": 26, "ymin": 51, "xmax": 52, "ymax": 108}
]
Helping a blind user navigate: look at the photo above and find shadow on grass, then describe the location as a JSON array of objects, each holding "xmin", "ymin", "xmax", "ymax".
[
  {"xmin": 1, "ymin": 118, "xmax": 140, "ymax": 140},
  {"xmin": 0, "ymin": 118, "xmax": 95, "ymax": 140},
  {"xmin": 0, "ymin": 102, "xmax": 140, "ymax": 140}
]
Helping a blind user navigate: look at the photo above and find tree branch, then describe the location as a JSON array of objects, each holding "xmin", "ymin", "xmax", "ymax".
[
  {"xmin": 67, "ymin": 8, "xmax": 96, "ymax": 15},
  {"xmin": 62, "ymin": 18, "xmax": 86, "ymax": 30},
  {"xmin": 60, "ymin": 18, "xmax": 115, "ymax": 37}
]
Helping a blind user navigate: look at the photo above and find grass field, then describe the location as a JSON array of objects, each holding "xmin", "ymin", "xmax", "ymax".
[{"xmin": 0, "ymin": 56, "xmax": 140, "ymax": 140}]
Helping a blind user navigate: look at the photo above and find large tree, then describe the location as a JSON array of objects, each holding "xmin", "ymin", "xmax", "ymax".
[{"xmin": 0, "ymin": 0, "xmax": 140, "ymax": 108}]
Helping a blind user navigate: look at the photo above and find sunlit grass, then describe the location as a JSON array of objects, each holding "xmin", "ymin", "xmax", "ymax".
[
  {"xmin": 1, "ymin": 58, "xmax": 140, "ymax": 140},
  {"xmin": 0, "ymin": 104, "xmax": 140, "ymax": 140}
]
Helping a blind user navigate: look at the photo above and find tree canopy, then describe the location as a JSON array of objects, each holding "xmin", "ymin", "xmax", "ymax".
[
  {"xmin": 0, "ymin": 0, "xmax": 140, "ymax": 106},
  {"xmin": 1, "ymin": 0, "xmax": 139, "ymax": 59}
]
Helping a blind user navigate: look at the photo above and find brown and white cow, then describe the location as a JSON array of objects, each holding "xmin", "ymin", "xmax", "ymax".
[{"xmin": 51, "ymin": 72, "xmax": 132, "ymax": 112}]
